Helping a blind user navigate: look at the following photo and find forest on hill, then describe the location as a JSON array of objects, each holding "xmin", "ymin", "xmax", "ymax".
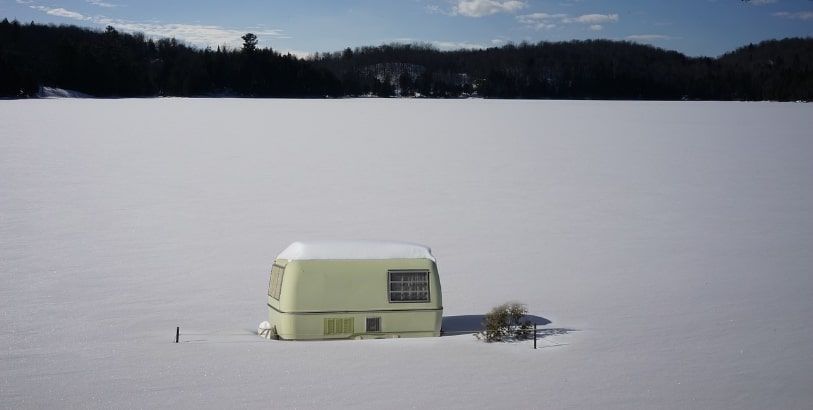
[{"xmin": 1, "ymin": 19, "xmax": 812, "ymax": 100}]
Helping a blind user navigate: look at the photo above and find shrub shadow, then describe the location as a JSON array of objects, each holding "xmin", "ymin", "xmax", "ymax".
[{"xmin": 441, "ymin": 314, "xmax": 552, "ymax": 336}]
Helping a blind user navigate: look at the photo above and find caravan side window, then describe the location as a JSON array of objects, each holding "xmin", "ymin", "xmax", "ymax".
[
  {"xmin": 388, "ymin": 270, "xmax": 430, "ymax": 302},
  {"xmin": 268, "ymin": 264, "xmax": 285, "ymax": 300}
]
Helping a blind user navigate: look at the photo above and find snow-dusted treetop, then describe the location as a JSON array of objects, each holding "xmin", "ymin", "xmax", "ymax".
[{"xmin": 276, "ymin": 240, "xmax": 435, "ymax": 262}]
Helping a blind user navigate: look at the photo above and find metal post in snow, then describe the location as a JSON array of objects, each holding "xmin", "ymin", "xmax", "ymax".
[
  {"xmin": 175, "ymin": 326, "xmax": 179, "ymax": 343},
  {"xmin": 534, "ymin": 323, "xmax": 537, "ymax": 349}
]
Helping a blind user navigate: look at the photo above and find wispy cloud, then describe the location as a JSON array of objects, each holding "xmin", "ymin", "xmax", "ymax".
[
  {"xmin": 390, "ymin": 37, "xmax": 491, "ymax": 50},
  {"xmin": 425, "ymin": 4, "xmax": 445, "ymax": 14},
  {"xmin": 433, "ymin": 40, "xmax": 490, "ymax": 50},
  {"xmin": 95, "ymin": 18, "xmax": 289, "ymax": 47},
  {"xmin": 772, "ymin": 11, "xmax": 813, "ymax": 20},
  {"xmin": 45, "ymin": 7, "xmax": 87, "ymax": 19},
  {"xmin": 18, "ymin": 0, "xmax": 288, "ymax": 48},
  {"xmin": 20, "ymin": 2, "xmax": 91, "ymax": 20},
  {"xmin": 625, "ymin": 34, "xmax": 674, "ymax": 42},
  {"xmin": 517, "ymin": 11, "xmax": 619, "ymax": 30},
  {"xmin": 516, "ymin": 12, "xmax": 566, "ymax": 30},
  {"xmin": 454, "ymin": 0, "xmax": 526, "ymax": 17},
  {"xmin": 563, "ymin": 13, "xmax": 619, "ymax": 24},
  {"xmin": 86, "ymin": 0, "xmax": 118, "ymax": 8},
  {"xmin": 748, "ymin": 0, "xmax": 778, "ymax": 5}
]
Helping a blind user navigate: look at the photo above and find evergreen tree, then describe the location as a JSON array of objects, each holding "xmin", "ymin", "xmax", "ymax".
[{"xmin": 241, "ymin": 33, "xmax": 258, "ymax": 53}]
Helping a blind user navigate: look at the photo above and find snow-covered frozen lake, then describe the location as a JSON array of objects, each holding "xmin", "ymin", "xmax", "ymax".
[{"xmin": 1, "ymin": 99, "xmax": 812, "ymax": 409}]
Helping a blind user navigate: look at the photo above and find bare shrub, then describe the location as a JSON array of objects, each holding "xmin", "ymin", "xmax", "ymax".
[{"xmin": 477, "ymin": 302, "xmax": 533, "ymax": 342}]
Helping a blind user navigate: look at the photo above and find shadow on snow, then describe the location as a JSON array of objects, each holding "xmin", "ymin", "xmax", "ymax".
[{"xmin": 441, "ymin": 314, "xmax": 561, "ymax": 337}]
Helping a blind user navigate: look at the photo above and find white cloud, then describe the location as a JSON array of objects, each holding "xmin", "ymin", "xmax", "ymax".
[
  {"xmin": 516, "ymin": 12, "xmax": 566, "ymax": 23},
  {"xmin": 21, "ymin": 2, "xmax": 90, "ymax": 20},
  {"xmin": 389, "ymin": 37, "xmax": 490, "ymax": 50},
  {"xmin": 454, "ymin": 0, "xmax": 526, "ymax": 17},
  {"xmin": 19, "ymin": 0, "xmax": 288, "ymax": 48},
  {"xmin": 95, "ymin": 17, "xmax": 289, "ymax": 47},
  {"xmin": 748, "ymin": 0, "xmax": 777, "ymax": 5},
  {"xmin": 625, "ymin": 34, "xmax": 674, "ymax": 42},
  {"xmin": 563, "ymin": 13, "xmax": 619, "ymax": 24},
  {"xmin": 18, "ymin": 0, "xmax": 90, "ymax": 20},
  {"xmin": 517, "ymin": 11, "xmax": 618, "ymax": 30},
  {"xmin": 86, "ymin": 0, "xmax": 118, "ymax": 8},
  {"xmin": 772, "ymin": 11, "xmax": 813, "ymax": 20},
  {"xmin": 45, "ymin": 7, "xmax": 87, "ymax": 19},
  {"xmin": 516, "ymin": 12, "xmax": 565, "ymax": 30},
  {"xmin": 432, "ymin": 40, "xmax": 489, "ymax": 50}
]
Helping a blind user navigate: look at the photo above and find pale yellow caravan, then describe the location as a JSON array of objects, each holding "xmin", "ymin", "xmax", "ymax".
[{"xmin": 262, "ymin": 240, "xmax": 442, "ymax": 340}]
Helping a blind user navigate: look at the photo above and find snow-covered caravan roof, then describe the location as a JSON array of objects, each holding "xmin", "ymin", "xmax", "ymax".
[{"xmin": 276, "ymin": 240, "xmax": 435, "ymax": 262}]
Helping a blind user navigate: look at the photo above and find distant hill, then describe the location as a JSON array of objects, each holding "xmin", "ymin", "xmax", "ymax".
[
  {"xmin": 716, "ymin": 38, "xmax": 813, "ymax": 101},
  {"xmin": 1, "ymin": 18, "xmax": 811, "ymax": 100},
  {"xmin": 313, "ymin": 39, "xmax": 813, "ymax": 101}
]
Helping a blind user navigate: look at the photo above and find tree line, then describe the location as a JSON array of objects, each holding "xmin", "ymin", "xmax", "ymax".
[
  {"xmin": 0, "ymin": 19, "xmax": 340, "ymax": 97},
  {"xmin": 1, "ymin": 18, "xmax": 811, "ymax": 100}
]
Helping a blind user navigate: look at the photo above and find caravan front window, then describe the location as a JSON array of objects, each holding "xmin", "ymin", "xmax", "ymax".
[
  {"xmin": 388, "ymin": 270, "xmax": 430, "ymax": 302},
  {"xmin": 268, "ymin": 264, "xmax": 285, "ymax": 300}
]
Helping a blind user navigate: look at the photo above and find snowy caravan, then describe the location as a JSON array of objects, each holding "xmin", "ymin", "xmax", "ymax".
[{"xmin": 260, "ymin": 240, "xmax": 443, "ymax": 340}]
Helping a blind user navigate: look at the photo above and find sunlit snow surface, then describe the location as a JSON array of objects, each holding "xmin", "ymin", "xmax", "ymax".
[
  {"xmin": 276, "ymin": 240, "xmax": 435, "ymax": 261},
  {"xmin": 1, "ymin": 99, "xmax": 812, "ymax": 409}
]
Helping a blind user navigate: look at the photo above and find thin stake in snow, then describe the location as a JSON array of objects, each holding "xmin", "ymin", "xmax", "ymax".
[
  {"xmin": 175, "ymin": 326, "xmax": 179, "ymax": 343},
  {"xmin": 534, "ymin": 323, "xmax": 537, "ymax": 349}
]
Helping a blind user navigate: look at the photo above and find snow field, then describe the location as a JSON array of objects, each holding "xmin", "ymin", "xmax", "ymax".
[{"xmin": 1, "ymin": 98, "xmax": 812, "ymax": 408}]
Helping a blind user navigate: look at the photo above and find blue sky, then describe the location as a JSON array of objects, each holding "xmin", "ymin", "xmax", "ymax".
[{"xmin": 2, "ymin": 0, "xmax": 812, "ymax": 57}]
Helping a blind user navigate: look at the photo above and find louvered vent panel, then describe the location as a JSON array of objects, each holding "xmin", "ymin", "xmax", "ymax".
[{"xmin": 324, "ymin": 318, "xmax": 354, "ymax": 335}]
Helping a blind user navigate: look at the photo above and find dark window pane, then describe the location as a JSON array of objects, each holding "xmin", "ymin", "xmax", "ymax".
[{"xmin": 388, "ymin": 270, "xmax": 430, "ymax": 302}]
